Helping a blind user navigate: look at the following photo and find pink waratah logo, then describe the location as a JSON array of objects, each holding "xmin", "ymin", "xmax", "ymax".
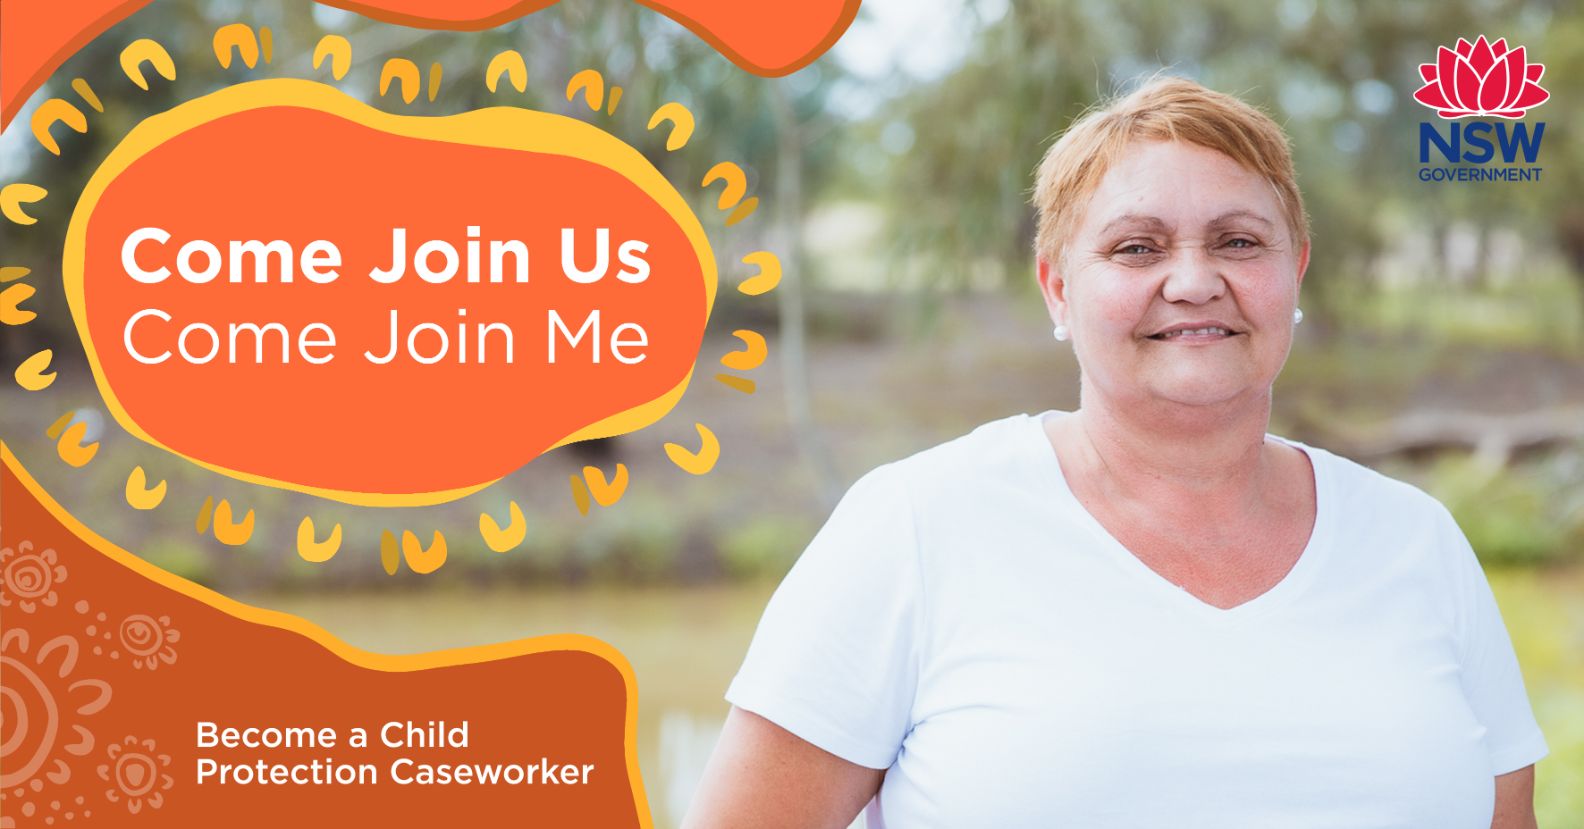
[{"xmin": 1414, "ymin": 36, "xmax": 1549, "ymax": 119}]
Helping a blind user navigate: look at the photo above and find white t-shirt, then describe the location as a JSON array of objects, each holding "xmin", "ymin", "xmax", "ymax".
[{"xmin": 724, "ymin": 410, "xmax": 1548, "ymax": 828}]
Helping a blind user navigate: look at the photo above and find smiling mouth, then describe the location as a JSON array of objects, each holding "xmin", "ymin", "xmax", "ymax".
[{"xmin": 1147, "ymin": 326, "xmax": 1241, "ymax": 341}]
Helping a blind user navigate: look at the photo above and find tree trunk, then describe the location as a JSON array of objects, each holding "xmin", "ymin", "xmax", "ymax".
[{"xmin": 768, "ymin": 80, "xmax": 841, "ymax": 509}]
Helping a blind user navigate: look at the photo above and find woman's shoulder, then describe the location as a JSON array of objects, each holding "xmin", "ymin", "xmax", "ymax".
[
  {"xmin": 1286, "ymin": 438, "xmax": 1472, "ymax": 566},
  {"xmin": 846, "ymin": 412, "xmax": 1050, "ymax": 520},
  {"xmin": 1295, "ymin": 439, "xmax": 1453, "ymax": 519}
]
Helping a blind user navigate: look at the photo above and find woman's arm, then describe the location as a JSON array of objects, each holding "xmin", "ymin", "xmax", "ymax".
[
  {"xmin": 683, "ymin": 706, "xmax": 885, "ymax": 829},
  {"xmin": 1491, "ymin": 765, "xmax": 1537, "ymax": 829}
]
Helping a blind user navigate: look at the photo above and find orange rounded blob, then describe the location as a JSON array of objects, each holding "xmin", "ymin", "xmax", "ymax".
[{"xmin": 67, "ymin": 79, "xmax": 715, "ymax": 505}]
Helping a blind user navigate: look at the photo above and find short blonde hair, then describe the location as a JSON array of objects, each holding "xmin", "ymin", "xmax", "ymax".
[{"xmin": 1032, "ymin": 76, "xmax": 1309, "ymax": 265}]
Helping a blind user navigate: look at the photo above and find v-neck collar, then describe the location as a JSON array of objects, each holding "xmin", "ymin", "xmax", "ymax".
[{"xmin": 1023, "ymin": 409, "xmax": 1333, "ymax": 624}]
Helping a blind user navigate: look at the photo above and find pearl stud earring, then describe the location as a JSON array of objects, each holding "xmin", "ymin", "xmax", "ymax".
[
  {"xmin": 1292, "ymin": 307, "xmax": 1304, "ymax": 325},
  {"xmin": 1053, "ymin": 324, "xmax": 1069, "ymax": 342}
]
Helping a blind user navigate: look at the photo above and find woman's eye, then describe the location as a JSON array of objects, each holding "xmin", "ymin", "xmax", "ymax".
[
  {"xmin": 1116, "ymin": 243, "xmax": 1155, "ymax": 255},
  {"xmin": 1224, "ymin": 237, "xmax": 1258, "ymax": 249}
]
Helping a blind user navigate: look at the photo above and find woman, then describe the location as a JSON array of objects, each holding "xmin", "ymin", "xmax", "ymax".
[{"xmin": 685, "ymin": 77, "xmax": 1547, "ymax": 828}]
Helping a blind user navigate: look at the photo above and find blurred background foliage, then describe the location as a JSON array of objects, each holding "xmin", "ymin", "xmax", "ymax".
[{"xmin": 2, "ymin": 0, "xmax": 1581, "ymax": 824}]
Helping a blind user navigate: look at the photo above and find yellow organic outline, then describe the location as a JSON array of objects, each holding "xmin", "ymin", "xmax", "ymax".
[
  {"xmin": 0, "ymin": 442, "xmax": 653, "ymax": 828},
  {"xmin": 63, "ymin": 77, "xmax": 718, "ymax": 508}
]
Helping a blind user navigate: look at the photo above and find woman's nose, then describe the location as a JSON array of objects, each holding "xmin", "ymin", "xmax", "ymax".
[{"xmin": 1160, "ymin": 246, "xmax": 1227, "ymax": 305}]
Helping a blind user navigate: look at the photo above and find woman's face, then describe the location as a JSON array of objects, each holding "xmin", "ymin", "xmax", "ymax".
[{"xmin": 1037, "ymin": 139, "xmax": 1310, "ymax": 411}]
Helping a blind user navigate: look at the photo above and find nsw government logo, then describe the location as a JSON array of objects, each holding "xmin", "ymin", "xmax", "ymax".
[{"xmin": 1414, "ymin": 35, "xmax": 1549, "ymax": 183}]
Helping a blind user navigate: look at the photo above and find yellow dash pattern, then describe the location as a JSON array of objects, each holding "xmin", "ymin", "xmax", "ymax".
[
  {"xmin": 55, "ymin": 422, "xmax": 99, "ymax": 468},
  {"xmin": 738, "ymin": 251, "xmax": 782, "ymax": 296},
  {"xmin": 1, "ymin": 283, "xmax": 38, "ymax": 324},
  {"xmin": 1, "ymin": 184, "xmax": 47, "ymax": 225},
  {"xmin": 427, "ymin": 62, "xmax": 443, "ymax": 101},
  {"xmin": 120, "ymin": 39, "xmax": 176, "ymax": 90},
  {"xmin": 296, "ymin": 517, "xmax": 342, "ymax": 563},
  {"xmin": 702, "ymin": 162, "xmax": 749, "ymax": 211},
  {"xmin": 726, "ymin": 196, "xmax": 759, "ymax": 226},
  {"xmin": 665, "ymin": 423, "xmax": 720, "ymax": 476},
  {"xmin": 715, "ymin": 373, "xmax": 756, "ymax": 394},
  {"xmin": 570, "ymin": 474, "xmax": 592, "ymax": 516},
  {"xmin": 647, "ymin": 102, "xmax": 695, "ymax": 151},
  {"xmin": 567, "ymin": 68, "xmax": 605, "ymax": 110},
  {"xmin": 45, "ymin": 412, "xmax": 74, "ymax": 440},
  {"xmin": 583, "ymin": 464, "xmax": 629, "ymax": 507},
  {"xmin": 380, "ymin": 59, "xmax": 420, "ymax": 103},
  {"xmin": 125, "ymin": 466, "xmax": 167, "ymax": 510},
  {"xmin": 213, "ymin": 499, "xmax": 255, "ymax": 546},
  {"xmin": 213, "ymin": 23, "xmax": 260, "ymax": 69},
  {"xmin": 480, "ymin": 501, "xmax": 527, "ymax": 553},
  {"xmin": 313, "ymin": 35, "xmax": 351, "ymax": 80},
  {"xmin": 31, "ymin": 99, "xmax": 87, "ymax": 155},
  {"xmin": 721, "ymin": 329, "xmax": 768, "ymax": 371},
  {"xmin": 380, "ymin": 530, "xmax": 400, "ymax": 574},
  {"xmin": 16, "ymin": 349, "xmax": 56, "ymax": 391},
  {"xmin": 71, "ymin": 78, "xmax": 104, "ymax": 112},
  {"xmin": 196, "ymin": 496, "xmax": 216, "ymax": 534},
  {"xmin": 485, "ymin": 50, "xmax": 527, "ymax": 93},
  {"xmin": 401, "ymin": 530, "xmax": 447, "ymax": 574}
]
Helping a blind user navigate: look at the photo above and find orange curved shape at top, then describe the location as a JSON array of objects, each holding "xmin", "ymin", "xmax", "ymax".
[
  {"xmin": 0, "ymin": 0, "xmax": 146, "ymax": 131},
  {"xmin": 66, "ymin": 79, "xmax": 715, "ymax": 506},
  {"xmin": 638, "ymin": 0, "xmax": 861, "ymax": 76},
  {"xmin": 315, "ymin": 0, "xmax": 863, "ymax": 76},
  {"xmin": 0, "ymin": 0, "xmax": 862, "ymax": 130}
]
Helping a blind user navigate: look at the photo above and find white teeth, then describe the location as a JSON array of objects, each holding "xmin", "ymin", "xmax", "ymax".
[{"xmin": 1158, "ymin": 327, "xmax": 1230, "ymax": 338}]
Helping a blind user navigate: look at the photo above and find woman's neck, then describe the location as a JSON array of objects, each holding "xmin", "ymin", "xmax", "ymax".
[{"xmin": 1065, "ymin": 380, "xmax": 1280, "ymax": 514}]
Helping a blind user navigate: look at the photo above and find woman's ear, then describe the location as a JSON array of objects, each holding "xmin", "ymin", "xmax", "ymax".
[
  {"xmin": 1295, "ymin": 239, "xmax": 1311, "ymax": 290},
  {"xmin": 1036, "ymin": 256, "xmax": 1068, "ymax": 328}
]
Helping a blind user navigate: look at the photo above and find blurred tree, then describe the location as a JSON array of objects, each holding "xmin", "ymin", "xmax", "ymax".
[{"xmin": 872, "ymin": 0, "xmax": 1580, "ymax": 328}]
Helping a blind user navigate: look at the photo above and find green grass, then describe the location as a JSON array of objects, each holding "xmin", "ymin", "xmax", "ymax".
[
  {"xmin": 1333, "ymin": 268, "xmax": 1584, "ymax": 355},
  {"xmin": 1488, "ymin": 566, "xmax": 1584, "ymax": 824}
]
